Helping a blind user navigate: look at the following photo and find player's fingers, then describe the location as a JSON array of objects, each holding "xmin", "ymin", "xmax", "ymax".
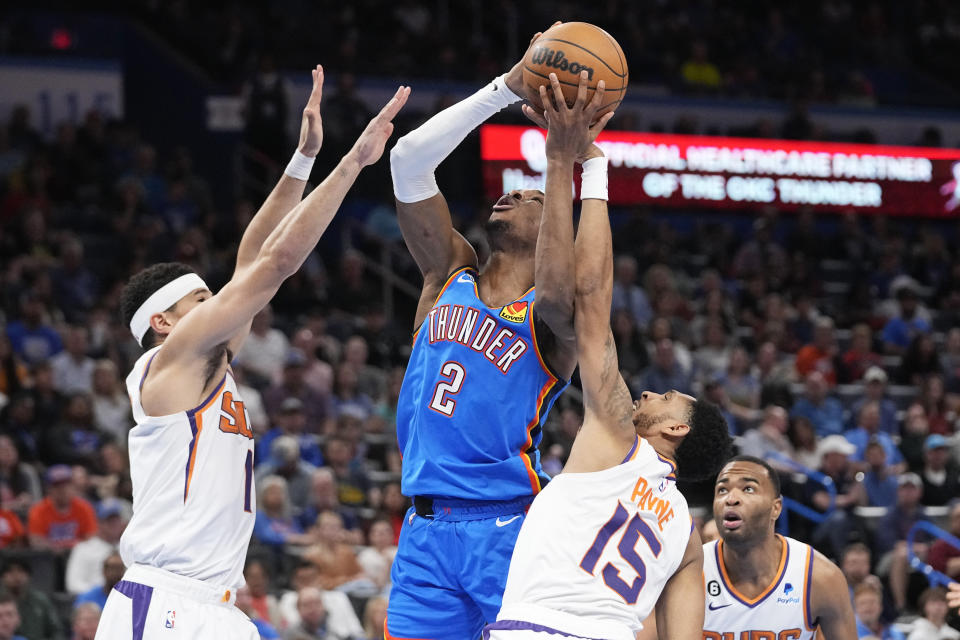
[
  {"xmin": 574, "ymin": 70, "xmax": 589, "ymax": 110},
  {"xmin": 589, "ymin": 111, "xmax": 615, "ymax": 138},
  {"xmin": 521, "ymin": 104, "xmax": 548, "ymax": 129},
  {"xmin": 548, "ymin": 73, "xmax": 567, "ymax": 112},
  {"xmin": 312, "ymin": 65, "xmax": 324, "ymax": 104},
  {"xmin": 538, "ymin": 83, "xmax": 557, "ymax": 114},
  {"xmin": 379, "ymin": 86, "xmax": 410, "ymax": 121},
  {"xmin": 528, "ymin": 31, "xmax": 542, "ymax": 47},
  {"xmin": 590, "ymin": 80, "xmax": 606, "ymax": 112}
]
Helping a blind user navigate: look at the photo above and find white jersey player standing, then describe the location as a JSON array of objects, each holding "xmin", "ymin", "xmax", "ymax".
[
  {"xmin": 704, "ymin": 456, "xmax": 858, "ymax": 640},
  {"xmin": 96, "ymin": 68, "xmax": 409, "ymax": 640},
  {"xmin": 485, "ymin": 72, "xmax": 733, "ymax": 640}
]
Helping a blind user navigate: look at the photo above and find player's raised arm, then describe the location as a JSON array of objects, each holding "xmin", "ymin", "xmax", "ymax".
[
  {"xmin": 810, "ymin": 550, "xmax": 859, "ymax": 639},
  {"xmin": 390, "ymin": 29, "xmax": 549, "ymax": 328},
  {"xmin": 234, "ymin": 65, "xmax": 325, "ymax": 274},
  {"xmin": 155, "ymin": 86, "xmax": 410, "ymax": 366},
  {"xmin": 655, "ymin": 529, "xmax": 705, "ymax": 640},
  {"xmin": 543, "ymin": 89, "xmax": 632, "ymax": 472}
]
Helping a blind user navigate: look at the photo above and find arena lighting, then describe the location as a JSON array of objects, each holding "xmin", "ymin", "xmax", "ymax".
[{"xmin": 480, "ymin": 125, "xmax": 960, "ymax": 216}]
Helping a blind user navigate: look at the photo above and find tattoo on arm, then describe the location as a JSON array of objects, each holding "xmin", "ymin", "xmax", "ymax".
[{"xmin": 598, "ymin": 333, "xmax": 633, "ymax": 427}]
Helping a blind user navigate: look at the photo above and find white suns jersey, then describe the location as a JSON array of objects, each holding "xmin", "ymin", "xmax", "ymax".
[
  {"xmin": 120, "ymin": 346, "xmax": 256, "ymax": 589},
  {"xmin": 498, "ymin": 437, "xmax": 691, "ymax": 640},
  {"xmin": 702, "ymin": 536, "xmax": 818, "ymax": 640}
]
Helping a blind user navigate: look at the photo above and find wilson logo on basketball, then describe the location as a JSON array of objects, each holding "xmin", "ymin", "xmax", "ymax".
[
  {"xmin": 499, "ymin": 301, "xmax": 529, "ymax": 323},
  {"xmin": 529, "ymin": 46, "xmax": 595, "ymax": 80}
]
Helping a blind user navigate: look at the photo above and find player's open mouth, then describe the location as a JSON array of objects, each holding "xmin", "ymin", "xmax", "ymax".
[
  {"xmin": 722, "ymin": 510, "xmax": 743, "ymax": 530},
  {"xmin": 493, "ymin": 195, "xmax": 515, "ymax": 211}
]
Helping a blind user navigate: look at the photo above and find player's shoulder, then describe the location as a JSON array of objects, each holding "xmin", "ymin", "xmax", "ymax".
[{"xmin": 807, "ymin": 544, "xmax": 847, "ymax": 592}]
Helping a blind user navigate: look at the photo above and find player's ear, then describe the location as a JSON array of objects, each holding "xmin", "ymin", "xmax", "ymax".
[
  {"xmin": 664, "ymin": 422, "xmax": 690, "ymax": 439},
  {"xmin": 771, "ymin": 496, "xmax": 783, "ymax": 522},
  {"xmin": 149, "ymin": 311, "xmax": 174, "ymax": 337}
]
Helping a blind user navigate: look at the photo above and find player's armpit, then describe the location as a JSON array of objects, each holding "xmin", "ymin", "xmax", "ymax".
[
  {"xmin": 655, "ymin": 528, "xmax": 704, "ymax": 640},
  {"xmin": 809, "ymin": 550, "xmax": 859, "ymax": 640}
]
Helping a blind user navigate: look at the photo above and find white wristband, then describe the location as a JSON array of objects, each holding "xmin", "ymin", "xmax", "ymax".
[
  {"xmin": 580, "ymin": 156, "xmax": 609, "ymax": 201},
  {"xmin": 284, "ymin": 150, "xmax": 315, "ymax": 181}
]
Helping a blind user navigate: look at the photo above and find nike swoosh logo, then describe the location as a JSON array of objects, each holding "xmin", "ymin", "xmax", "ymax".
[
  {"xmin": 457, "ymin": 274, "xmax": 474, "ymax": 283},
  {"xmin": 495, "ymin": 515, "xmax": 521, "ymax": 527},
  {"xmin": 708, "ymin": 603, "xmax": 732, "ymax": 611}
]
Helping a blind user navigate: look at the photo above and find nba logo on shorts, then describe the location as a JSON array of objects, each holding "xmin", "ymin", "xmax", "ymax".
[{"xmin": 164, "ymin": 611, "xmax": 176, "ymax": 629}]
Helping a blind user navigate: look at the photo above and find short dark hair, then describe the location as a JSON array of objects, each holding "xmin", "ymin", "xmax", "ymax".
[
  {"xmin": 674, "ymin": 400, "xmax": 733, "ymax": 482},
  {"xmin": 1, "ymin": 558, "xmax": 30, "ymax": 575},
  {"xmin": 120, "ymin": 262, "xmax": 196, "ymax": 348},
  {"xmin": 722, "ymin": 455, "xmax": 781, "ymax": 496}
]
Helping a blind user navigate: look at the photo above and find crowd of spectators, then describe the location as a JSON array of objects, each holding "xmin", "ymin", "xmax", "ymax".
[
  {"xmin": 2, "ymin": 72, "xmax": 960, "ymax": 637},
  {"xmin": 120, "ymin": 0, "xmax": 960, "ymax": 107}
]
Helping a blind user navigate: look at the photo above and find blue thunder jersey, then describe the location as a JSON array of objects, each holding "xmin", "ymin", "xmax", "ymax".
[{"xmin": 397, "ymin": 266, "xmax": 568, "ymax": 502}]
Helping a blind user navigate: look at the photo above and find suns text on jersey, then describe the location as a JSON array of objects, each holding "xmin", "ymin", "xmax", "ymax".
[
  {"xmin": 703, "ymin": 630, "xmax": 804, "ymax": 640},
  {"xmin": 426, "ymin": 304, "xmax": 529, "ymax": 374},
  {"xmin": 630, "ymin": 475, "xmax": 676, "ymax": 530}
]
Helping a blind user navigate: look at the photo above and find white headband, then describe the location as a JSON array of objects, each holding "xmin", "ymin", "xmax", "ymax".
[{"xmin": 129, "ymin": 273, "xmax": 209, "ymax": 345}]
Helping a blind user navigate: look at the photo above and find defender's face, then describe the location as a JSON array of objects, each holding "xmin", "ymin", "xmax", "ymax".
[
  {"xmin": 631, "ymin": 390, "xmax": 695, "ymax": 435},
  {"xmin": 713, "ymin": 461, "xmax": 780, "ymax": 542}
]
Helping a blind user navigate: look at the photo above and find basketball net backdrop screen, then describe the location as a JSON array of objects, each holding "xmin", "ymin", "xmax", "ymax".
[{"xmin": 481, "ymin": 124, "xmax": 960, "ymax": 216}]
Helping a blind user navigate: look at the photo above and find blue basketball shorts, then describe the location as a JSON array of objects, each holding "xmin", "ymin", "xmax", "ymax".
[{"xmin": 385, "ymin": 497, "xmax": 532, "ymax": 640}]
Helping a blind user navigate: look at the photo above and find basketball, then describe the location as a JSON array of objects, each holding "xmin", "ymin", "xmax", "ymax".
[{"xmin": 522, "ymin": 22, "xmax": 628, "ymax": 116}]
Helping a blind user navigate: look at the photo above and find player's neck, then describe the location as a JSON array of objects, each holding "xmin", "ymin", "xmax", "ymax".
[
  {"xmin": 644, "ymin": 434, "xmax": 678, "ymax": 465},
  {"xmin": 721, "ymin": 532, "xmax": 783, "ymax": 588},
  {"xmin": 478, "ymin": 252, "xmax": 534, "ymax": 307}
]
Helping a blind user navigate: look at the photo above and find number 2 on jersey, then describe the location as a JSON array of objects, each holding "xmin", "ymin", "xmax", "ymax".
[
  {"xmin": 429, "ymin": 361, "xmax": 465, "ymax": 416},
  {"xmin": 580, "ymin": 502, "xmax": 662, "ymax": 604}
]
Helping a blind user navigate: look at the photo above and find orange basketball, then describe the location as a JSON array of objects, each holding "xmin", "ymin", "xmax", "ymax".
[{"xmin": 522, "ymin": 22, "xmax": 628, "ymax": 116}]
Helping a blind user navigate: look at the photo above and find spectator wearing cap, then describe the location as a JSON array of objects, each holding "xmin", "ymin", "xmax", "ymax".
[
  {"xmin": 920, "ymin": 434, "xmax": 958, "ymax": 506},
  {"xmin": 49, "ymin": 326, "xmax": 94, "ymax": 395},
  {"xmin": 927, "ymin": 502, "xmax": 960, "ymax": 581},
  {"xmin": 907, "ymin": 587, "xmax": 960, "ymax": 640},
  {"xmin": 850, "ymin": 366, "xmax": 899, "ymax": 436},
  {"xmin": 256, "ymin": 436, "xmax": 317, "ymax": 512},
  {"xmin": 253, "ymin": 475, "xmax": 315, "ymax": 548},
  {"xmin": 0, "ymin": 434, "xmax": 41, "ymax": 514},
  {"xmin": 0, "ymin": 593, "xmax": 26, "ymax": 640},
  {"xmin": 73, "ymin": 551, "xmax": 124, "ymax": 610},
  {"xmin": 882, "ymin": 282, "xmax": 931, "ymax": 355},
  {"xmin": 65, "ymin": 497, "xmax": 127, "ymax": 595},
  {"xmin": 808, "ymin": 435, "xmax": 865, "ymax": 559},
  {"xmin": 26, "ymin": 464, "xmax": 96, "ymax": 551},
  {"xmin": 791, "ymin": 371, "xmax": 845, "ymax": 437},
  {"xmin": 840, "ymin": 323, "xmax": 883, "ymax": 384},
  {"xmin": 0, "ymin": 559, "xmax": 63, "ymax": 640},
  {"xmin": 237, "ymin": 305, "xmax": 290, "ymax": 388},
  {"xmin": 874, "ymin": 472, "xmax": 927, "ymax": 613},
  {"xmin": 860, "ymin": 440, "xmax": 898, "ymax": 509},
  {"xmin": 795, "ymin": 316, "xmax": 839, "ymax": 386},
  {"xmin": 262, "ymin": 350, "xmax": 333, "ymax": 432},
  {"xmin": 257, "ymin": 397, "xmax": 324, "ymax": 468},
  {"xmin": 844, "ymin": 401, "xmax": 905, "ymax": 474}
]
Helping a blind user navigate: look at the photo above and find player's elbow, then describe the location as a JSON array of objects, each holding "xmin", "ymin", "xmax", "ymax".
[
  {"xmin": 260, "ymin": 246, "xmax": 299, "ymax": 279},
  {"xmin": 390, "ymin": 134, "xmax": 416, "ymax": 170}
]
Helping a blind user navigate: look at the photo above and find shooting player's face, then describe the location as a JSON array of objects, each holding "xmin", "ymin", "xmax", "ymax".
[
  {"xmin": 154, "ymin": 288, "xmax": 212, "ymax": 337},
  {"xmin": 713, "ymin": 461, "xmax": 781, "ymax": 544},
  {"xmin": 487, "ymin": 189, "xmax": 545, "ymax": 249}
]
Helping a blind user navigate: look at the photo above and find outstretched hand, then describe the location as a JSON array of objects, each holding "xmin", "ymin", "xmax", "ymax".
[
  {"xmin": 949, "ymin": 582, "xmax": 960, "ymax": 609},
  {"xmin": 522, "ymin": 71, "xmax": 615, "ymax": 161},
  {"xmin": 298, "ymin": 65, "xmax": 325, "ymax": 157},
  {"xmin": 505, "ymin": 22, "xmax": 561, "ymax": 95},
  {"xmin": 349, "ymin": 86, "xmax": 411, "ymax": 168}
]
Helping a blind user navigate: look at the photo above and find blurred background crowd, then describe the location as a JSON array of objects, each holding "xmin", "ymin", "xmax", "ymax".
[{"xmin": 2, "ymin": 1, "xmax": 960, "ymax": 639}]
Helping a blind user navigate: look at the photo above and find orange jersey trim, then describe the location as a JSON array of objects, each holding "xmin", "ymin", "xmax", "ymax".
[
  {"xmin": 519, "ymin": 376, "xmax": 558, "ymax": 494},
  {"xmin": 526, "ymin": 299, "xmax": 564, "ymax": 382},
  {"xmin": 802, "ymin": 544, "xmax": 816, "ymax": 630},
  {"xmin": 183, "ymin": 377, "xmax": 225, "ymax": 502},
  {"xmin": 383, "ymin": 616, "xmax": 432, "ymax": 640},
  {"xmin": 411, "ymin": 265, "xmax": 475, "ymax": 343},
  {"xmin": 717, "ymin": 534, "xmax": 789, "ymax": 607}
]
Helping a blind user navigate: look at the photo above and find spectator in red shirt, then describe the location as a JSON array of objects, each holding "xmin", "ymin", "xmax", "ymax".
[
  {"xmin": 26, "ymin": 464, "xmax": 96, "ymax": 552},
  {"xmin": 795, "ymin": 316, "xmax": 838, "ymax": 385},
  {"xmin": 840, "ymin": 323, "xmax": 882, "ymax": 383},
  {"xmin": 928, "ymin": 502, "xmax": 960, "ymax": 581}
]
